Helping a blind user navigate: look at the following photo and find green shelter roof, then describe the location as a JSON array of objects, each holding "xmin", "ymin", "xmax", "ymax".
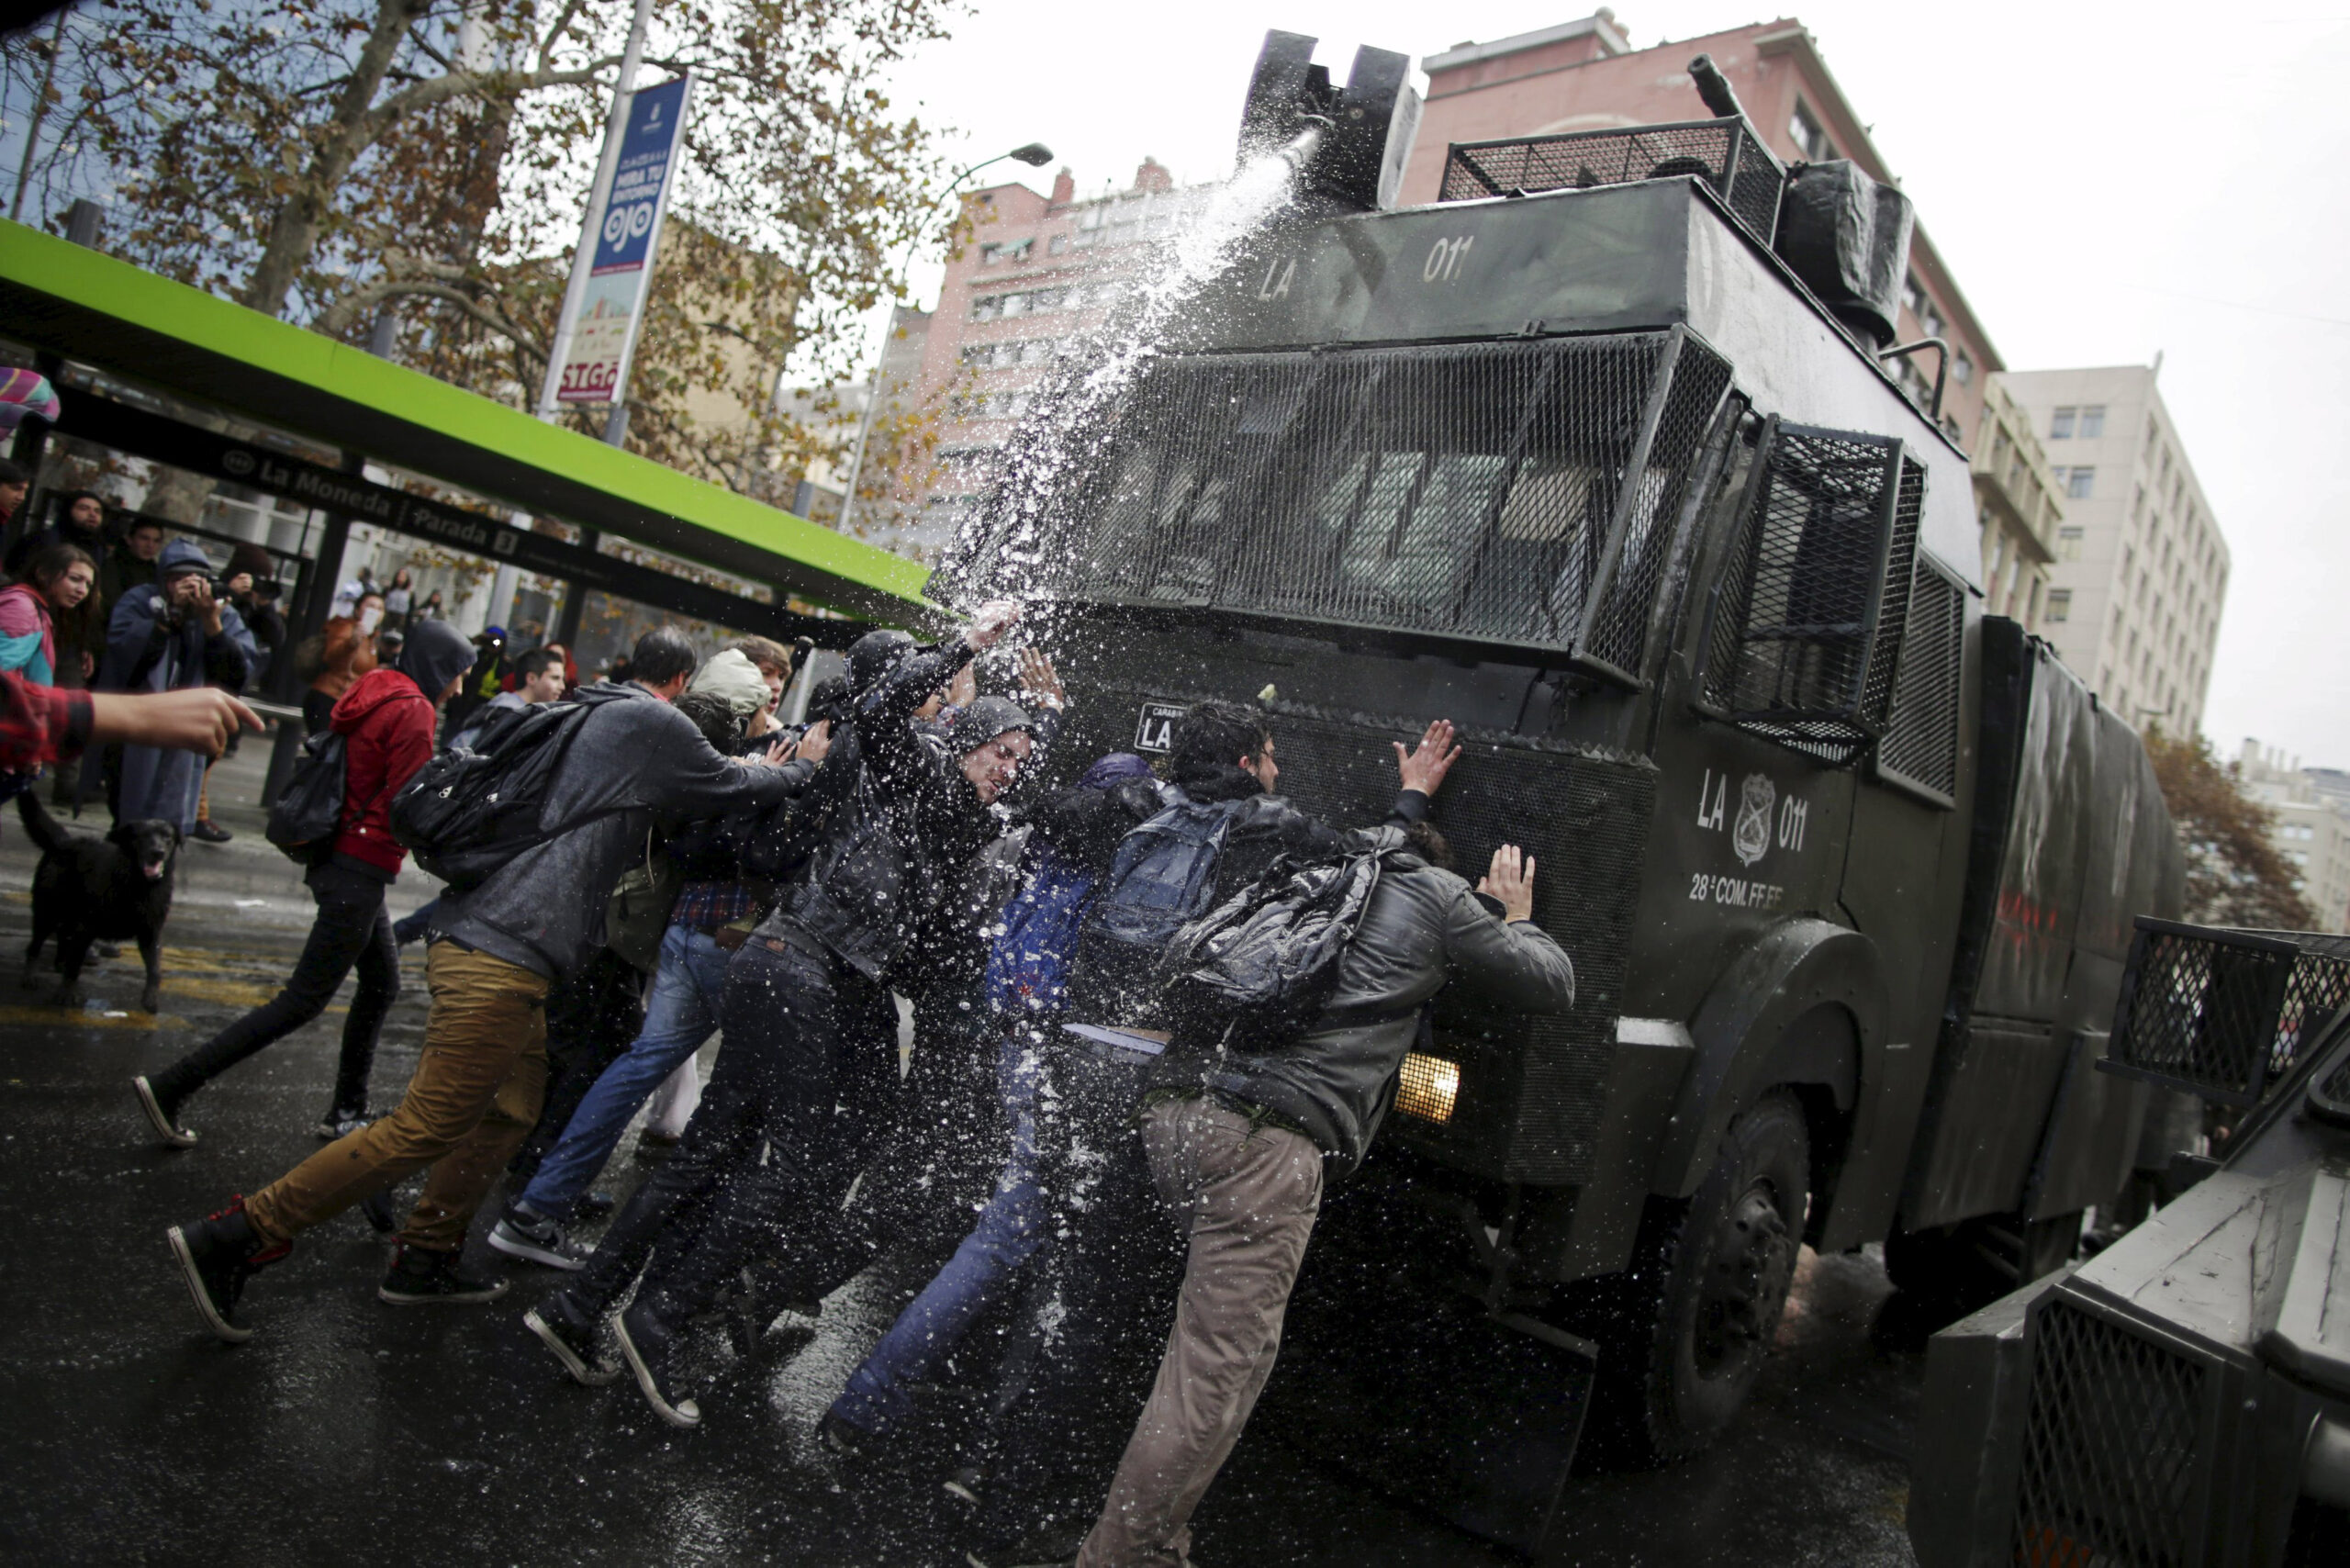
[{"xmin": 0, "ymin": 218, "xmax": 930, "ymax": 622}]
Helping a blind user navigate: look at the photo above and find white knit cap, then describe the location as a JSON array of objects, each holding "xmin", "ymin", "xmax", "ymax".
[{"xmin": 687, "ymin": 647, "xmax": 772, "ymax": 717}]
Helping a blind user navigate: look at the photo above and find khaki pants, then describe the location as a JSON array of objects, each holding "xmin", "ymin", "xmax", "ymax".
[
  {"xmin": 245, "ymin": 943, "xmax": 550, "ymax": 1251},
  {"xmin": 1078, "ymin": 1097, "xmax": 1324, "ymax": 1568}
]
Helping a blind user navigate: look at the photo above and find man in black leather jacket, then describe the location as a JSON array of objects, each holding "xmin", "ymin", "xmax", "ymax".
[{"xmin": 526, "ymin": 602, "xmax": 1037, "ymax": 1422}]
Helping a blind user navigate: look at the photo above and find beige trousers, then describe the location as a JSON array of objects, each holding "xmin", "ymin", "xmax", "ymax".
[
  {"xmin": 245, "ymin": 942, "xmax": 548, "ymax": 1251},
  {"xmin": 1077, "ymin": 1097, "xmax": 1324, "ymax": 1568}
]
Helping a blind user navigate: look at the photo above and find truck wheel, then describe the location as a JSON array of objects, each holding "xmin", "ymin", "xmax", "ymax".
[{"xmin": 1614, "ymin": 1089, "xmax": 1809, "ymax": 1463}]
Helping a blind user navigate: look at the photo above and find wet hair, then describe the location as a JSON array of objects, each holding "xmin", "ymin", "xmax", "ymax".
[
  {"xmin": 0, "ymin": 459, "xmax": 25, "ymax": 487},
  {"xmin": 630, "ymin": 625, "xmax": 699, "ymax": 687},
  {"xmin": 514, "ymin": 648, "xmax": 556, "ymax": 682},
  {"xmin": 729, "ymin": 634, "xmax": 793, "ymax": 678},
  {"xmin": 21, "ymin": 542, "xmax": 95, "ymax": 592},
  {"xmin": 673, "ymin": 690, "xmax": 744, "ymax": 751},
  {"xmin": 1169, "ymin": 700, "xmax": 1272, "ymax": 788},
  {"xmin": 1404, "ymin": 820, "xmax": 1456, "ymax": 872}
]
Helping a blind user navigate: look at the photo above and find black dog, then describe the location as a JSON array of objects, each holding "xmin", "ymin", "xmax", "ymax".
[{"xmin": 17, "ymin": 794, "xmax": 179, "ymax": 1012}]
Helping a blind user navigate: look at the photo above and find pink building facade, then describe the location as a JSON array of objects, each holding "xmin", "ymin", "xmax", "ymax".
[{"xmin": 1401, "ymin": 14, "xmax": 1999, "ymax": 452}]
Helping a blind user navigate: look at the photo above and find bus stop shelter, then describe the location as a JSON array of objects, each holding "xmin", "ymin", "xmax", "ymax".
[{"xmin": 0, "ymin": 218, "xmax": 933, "ymax": 657}]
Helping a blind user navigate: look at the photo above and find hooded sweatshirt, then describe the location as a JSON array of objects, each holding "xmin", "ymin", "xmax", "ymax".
[{"xmin": 327, "ymin": 619, "xmax": 473, "ymax": 879}]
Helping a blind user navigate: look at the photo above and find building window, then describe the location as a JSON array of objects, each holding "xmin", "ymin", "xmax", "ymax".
[
  {"xmin": 2051, "ymin": 407, "xmax": 2076, "ymax": 440},
  {"xmin": 2046, "ymin": 588, "xmax": 2072, "ymax": 622},
  {"xmin": 1942, "ymin": 413, "xmax": 1964, "ymax": 443},
  {"xmin": 1047, "ymin": 233, "xmax": 1070, "ymax": 255},
  {"xmin": 1951, "ymin": 351, "xmax": 1973, "ymax": 385},
  {"xmin": 2066, "ymin": 466, "xmax": 2095, "ymax": 498},
  {"xmin": 2078, "ymin": 404, "xmax": 2105, "ymax": 439},
  {"xmin": 1789, "ymin": 97, "xmax": 1831, "ymax": 161}
]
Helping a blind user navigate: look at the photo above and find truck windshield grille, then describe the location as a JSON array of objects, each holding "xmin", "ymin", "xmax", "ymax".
[
  {"xmin": 934, "ymin": 331, "xmax": 1730, "ymax": 667},
  {"xmin": 2108, "ymin": 922, "xmax": 2350, "ymax": 1107},
  {"xmin": 1874, "ymin": 556, "xmax": 1964, "ymax": 802},
  {"xmin": 1699, "ymin": 421, "xmax": 1922, "ymax": 764}
]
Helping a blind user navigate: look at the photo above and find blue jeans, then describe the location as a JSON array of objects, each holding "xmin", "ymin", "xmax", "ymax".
[
  {"xmin": 516, "ymin": 922, "xmax": 731, "ymax": 1219},
  {"xmin": 830, "ymin": 1033, "xmax": 1047, "ymax": 1434}
]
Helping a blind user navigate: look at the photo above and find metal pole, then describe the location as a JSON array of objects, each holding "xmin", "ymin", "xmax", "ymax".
[
  {"xmin": 833, "ymin": 361, "xmax": 888, "ymax": 533},
  {"xmin": 534, "ymin": 0, "xmax": 653, "ymax": 420}
]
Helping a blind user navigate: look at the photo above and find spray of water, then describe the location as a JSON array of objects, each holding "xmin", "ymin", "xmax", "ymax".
[{"xmin": 945, "ymin": 126, "xmax": 1327, "ymax": 617}]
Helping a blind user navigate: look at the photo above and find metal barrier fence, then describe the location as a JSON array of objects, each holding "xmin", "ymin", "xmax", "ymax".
[{"xmin": 1438, "ymin": 119, "xmax": 1785, "ymax": 241}]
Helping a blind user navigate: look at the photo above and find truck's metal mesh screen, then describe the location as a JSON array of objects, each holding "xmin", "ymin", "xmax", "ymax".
[
  {"xmin": 2011, "ymin": 1300, "xmax": 2204, "ymax": 1568},
  {"xmin": 1438, "ymin": 120, "xmax": 1785, "ymax": 241},
  {"xmin": 1700, "ymin": 425, "xmax": 1919, "ymax": 764},
  {"xmin": 1875, "ymin": 555, "xmax": 1964, "ymax": 801},
  {"xmin": 936, "ymin": 333, "xmax": 1729, "ymax": 666},
  {"xmin": 2108, "ymin": 922, "xmax": 2350, "ymax": 1107},
  {"xmin": 1035, "ymin": 672, "xmax": 1653, "ymax": 1185}
]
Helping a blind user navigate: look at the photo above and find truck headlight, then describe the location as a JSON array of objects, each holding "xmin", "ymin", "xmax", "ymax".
[{"xmin": 1397, "ymin": 1053, "xmax": 1460, "ymax": 1124}]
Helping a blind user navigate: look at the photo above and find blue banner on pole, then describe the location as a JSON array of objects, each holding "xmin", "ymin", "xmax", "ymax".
[{"xmin": 556, "ymin": 73, "xmax": 692, "ymax": 404}]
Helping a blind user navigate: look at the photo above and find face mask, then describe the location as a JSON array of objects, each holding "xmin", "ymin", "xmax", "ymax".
[{"xmin": 359, "ymin": 606, "xmax": 383, "ymax": 633}]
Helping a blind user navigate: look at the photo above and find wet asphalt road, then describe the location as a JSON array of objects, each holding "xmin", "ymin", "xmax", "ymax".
[{"xmin": 0, "ymin": 754, "xmax": 1928, "ymax": 1566}]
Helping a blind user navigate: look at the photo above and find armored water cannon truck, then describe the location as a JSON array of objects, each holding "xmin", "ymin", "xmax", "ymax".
[{"xmin": 935, "ymin": 30, "xmax": 2187, "ymax": 1551}]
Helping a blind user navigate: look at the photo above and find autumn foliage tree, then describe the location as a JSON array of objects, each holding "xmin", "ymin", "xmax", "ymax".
[
  {"xmin": 2143, "ymin": 726, "xmax": 2319, "ymax": 930},
  {"xmin": 2, "ymin": 0, "xmax": 955, "ymax": 493}
]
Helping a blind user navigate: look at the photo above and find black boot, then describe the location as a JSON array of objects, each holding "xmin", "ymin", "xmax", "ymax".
[
  {"xmin": 167, "ymin": 1196, "xmax": 289, "ymax": 1342},
  {"xmin": 377, "ymin": 1242, "xmax": 508, "ymax": 1306},
  {"xmin": 524, "ymin": 1292, "xmax": 621, "ymax": 1386},
  {"xmin": 616, "ymin": 1296, "xmax": 700, "ymax": 1428}
]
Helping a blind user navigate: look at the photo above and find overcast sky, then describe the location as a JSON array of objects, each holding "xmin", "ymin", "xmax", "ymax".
[{"xmin": 875, "ymin": 2, "xmax": 2350, "ymax": 767}]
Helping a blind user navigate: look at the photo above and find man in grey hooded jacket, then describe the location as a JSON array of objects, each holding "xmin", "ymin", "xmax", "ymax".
[
  {"xmin": 165, "ymin": 627, "xmax": 804, "ymax": 1336},
  {"xmin": 1076, "ymin": 823, "xmax": 1573, "ymax": 1568}
]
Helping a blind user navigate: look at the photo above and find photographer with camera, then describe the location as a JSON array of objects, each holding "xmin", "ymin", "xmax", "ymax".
[{"xmin": 96, "ymin": 540, "xmax": 255, "ymax": 834}]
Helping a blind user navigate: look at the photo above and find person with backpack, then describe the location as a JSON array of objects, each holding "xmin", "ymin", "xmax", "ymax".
[
  {"xmin": 163, "ymin": 627, "xmax": 806, "ymax": 1335},
  {"xmin": 131, "ymin": 620, "xmax": 476, "ymax": 1148},
  {"xmin": 819, "ymin": 749, "xmax": 1163, "ymax": 1454},
  {"xmin": 1073, "ymin": 823, "xmax": 1572, "ymax": 1568},
  {"xmin": 957, "ymin": 698, "xmax": 1463, "ymax": 1563},
  {"xmin": 521, "ymin": 605, "xmax": 1035, "ymax": 1423},
  {"xmin": 487, "ymin": 655, "xmax": 827, "ymax": 1268}
]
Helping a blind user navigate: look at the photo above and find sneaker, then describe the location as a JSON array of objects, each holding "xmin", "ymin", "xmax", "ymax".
[
  {"xmin": 487, "ymin": 1206, "xmax": 587, "ymax": 1271},
  {"xmin": 817, "ymin": 1409, "xmax": 873, "ymax": 1460},
  {"xmin": 615, "ymin": 1300, "xmax": 700, "ymax": 1428},
  {"xmin": 134, "ymin": 1076, "xmax": 196, "ymax": 1148},
  {"xmin": 166, "ymin": 1195, "xmax": 289, "ymax": 1342},
  {"xmin": 377, "ymin": 1243, "xmax": 508, "ymax": 1306},
  {"xmin": 524, "ymin": 1296, "xmax": 621, "ymax": 1386},
  {"xmin": 942, "ymin": 1462, "xmax": 988, "ymax": 1507},
  {"xmin": 313, "ymin": 1108, "xmax": 378, "ymax": 1141},
  {"xmin": 575, "ymin": 1190, "xmax": 617, "ymax": 1219},
  {"xmin": 189, "ymin": 821, "xmax": 232, "ymax": 844}
]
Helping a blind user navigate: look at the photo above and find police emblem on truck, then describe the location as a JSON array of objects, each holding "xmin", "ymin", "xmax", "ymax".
[{"xmin": 1734, "ymin": 773, "xmax": 1776, "ymax": 867}]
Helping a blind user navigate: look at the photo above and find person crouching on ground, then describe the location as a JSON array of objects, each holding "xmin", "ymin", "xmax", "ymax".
[
  {"xmin": 162, "ymin": 626, "xmax": 805, "ymax": 1338},
  {"xmin": 132, "ymin": 620, "xmax": 476, "ymax": 1148},
  {"xmin": 1075, "ymin": 825, "xmax": 1572, "ymax": 1568}
]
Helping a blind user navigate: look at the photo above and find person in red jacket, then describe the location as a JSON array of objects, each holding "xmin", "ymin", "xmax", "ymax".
[{"xmin": 133, "ymin": 621, "xmax": 476, "ymax": 1147}]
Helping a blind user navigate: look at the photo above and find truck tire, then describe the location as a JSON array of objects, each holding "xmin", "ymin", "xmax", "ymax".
[
  {"xmin": 1612, "ymin": 1088, "xmax": 1809, "ymax": 1463},
  {"xmin": 1884, "ymin": 1210, "xmax": 2081, "ymax": 1312}
]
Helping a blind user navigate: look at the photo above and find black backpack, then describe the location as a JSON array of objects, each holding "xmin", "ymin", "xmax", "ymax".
[
  {"xmin": 264, "ymin": 729, "xmax": 349, "ymax": 863},
  {"xmin": 389, "ymin": 693, "xmax": 610, "ymax": 890},
  {"xmin": 1068, "ymin": 794, "xmax": 1237, "ymax": 1026},
  {"xmin": 1157, "ymin": 844, "xmax": 1384, "ymax": 1051}
]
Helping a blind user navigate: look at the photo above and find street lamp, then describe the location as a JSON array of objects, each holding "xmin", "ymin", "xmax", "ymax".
[{"xmin": 834, "ymin": 141, "xmax": 1055, "ymax": 535}]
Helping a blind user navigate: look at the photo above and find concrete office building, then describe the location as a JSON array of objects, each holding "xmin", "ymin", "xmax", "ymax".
[
  {"xmin": 2000, "ymin": 365, "xmax": 2229, "ymax": 734},
  {"xmin": 2240, "ymin": 741, "xmax": 2350, "ymax": 929}
]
